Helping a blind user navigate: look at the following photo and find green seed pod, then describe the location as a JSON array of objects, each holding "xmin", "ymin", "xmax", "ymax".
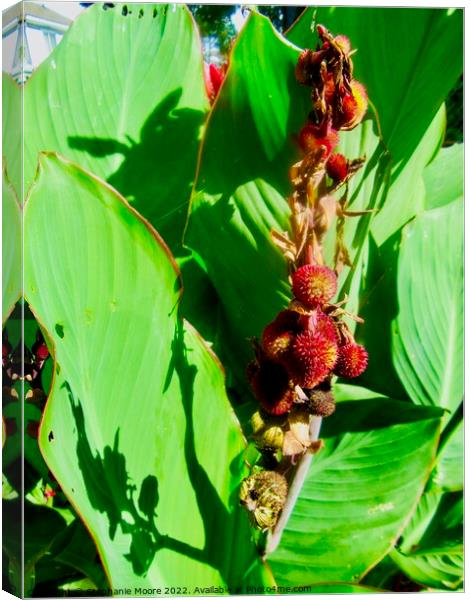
[
  {"xmin": 250, "ymin": 411, "xmax": 266, "ymax": 435},
  {"xmin": 239, "ymin": 471, "xmax": 288, "ymax": 531},
  {"xmin": 259, "ymin": 425, "xmax": 284, "ymax": 451}
]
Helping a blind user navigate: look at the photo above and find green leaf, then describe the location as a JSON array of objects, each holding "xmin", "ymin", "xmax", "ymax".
[
  {"xmin": 23, "ymin": 3, "xmax": 208, "ymax": 251},
  {"xmin": 393, "ymin": 199, "xmax": 463, "ymax": 416},
  {"xmin": 431, "ymin": 419, "xmax": 463, "ymax": 492},
  {"xmin": 370, "ymin": 105, "xmax": 445, "ymax": 246},
  {"xmin": 352, "ymin": 231, "xmax": 409, "ymax": 400},
  {"xmin": 423, "ymin": 143, "xmax": 464, "ymax": 210},
  {"xmin": 267, "ymin": 399, "xmax": 442, "ymax": 586},
  {"xmin": 47, "ymin": 520, "xmax": 108, "ymax": 588},
  {"xmin": 24, "ymin": 154, "xmax": 270, "ymax": 591},
  {"xmin": 391, "ymin": 491, "xmax": 463, "ymax": 590},
  {"xmin": 288, "ymin": 7, "xmax": 463, "ymax": 164},
  {"xmin": 2, "ymin": 169, "xmax": 21, "ymax": 322},
  {"xmin": 332, "ymin": 383, "xmax": 388, "ymax": 403},
  {"xmin": 59, "ymin": 578, "xmax": 98, "ymax": 592},
  {"xmin": 2, "ymin": 74, "xmax": 21, "ymax": 192},
  {"xmin": 23, "ymin": 502, "xmax": 70, "ymax": 596}
]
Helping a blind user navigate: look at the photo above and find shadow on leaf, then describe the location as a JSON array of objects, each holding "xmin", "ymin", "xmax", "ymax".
[{"xmin": 68, "ymin": 88, "xmax": 206, "ymax": 252}]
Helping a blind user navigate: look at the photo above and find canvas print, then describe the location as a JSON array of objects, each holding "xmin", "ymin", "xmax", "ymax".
[{"xmin": 2, "ymin": 1, "xmax": 464, "ymax": 597}]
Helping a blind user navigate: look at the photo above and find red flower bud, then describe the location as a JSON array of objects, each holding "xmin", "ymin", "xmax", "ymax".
[{"xmin": 204, "ymin": 63, "xmax": 224, "ymax": 102}]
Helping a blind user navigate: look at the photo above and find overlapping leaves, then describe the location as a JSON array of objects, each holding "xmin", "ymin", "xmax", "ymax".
[{"xmin": 19, "ymin": 2, "xmax": 209, "ymax": 251}]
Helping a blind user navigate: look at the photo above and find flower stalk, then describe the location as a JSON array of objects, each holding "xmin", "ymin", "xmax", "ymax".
[{"xmin": 239, "ymin": 24, "xmax": 370, "ymax": 549}]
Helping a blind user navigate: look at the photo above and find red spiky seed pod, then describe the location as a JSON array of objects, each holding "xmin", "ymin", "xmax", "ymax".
[
  {"xmin": 336, "ymin": 81, "xmax": 368, "ymax": 130},
  {"xmin": 326, "ymin": 153, "xmax": 348, "ymax": 182},
  {"xmin": 248, "ymin": 359, "xmax": 296, "ymax": 415},
  {"xmin": 334, "ymin": 343, "xmax": 368, "ymax": 378},
  {"xmin": 292, "ymin": 264, "xmax": 337, "ymax": 308},
  {"xmin": 334, "ymin": 35, "xmax": 351, "ymax": 54},
  {"xmin": 313, "ymin": 310, "xmax": 338, "ymax": 342},
  {"xmin": 288, "ymin": 330, "xmax": 338, "ymax": 389},
  {"xmin": 298, "ymin": 123, "xmax": 339, "ymax": 157},
  {"xmin": 262, "ymin": 310, "xmax": 301, "ymax": 362}
]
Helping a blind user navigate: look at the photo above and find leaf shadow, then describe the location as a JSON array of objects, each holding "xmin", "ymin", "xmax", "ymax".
[
  {"xmin": 62, "ymin": 380, "xmax": 207, "ymax": 578},
  {"xmin": 61, "ymin": 323, "xmax": 256, "ymax": 584},
  {"xmin": 67, "ymin": 88, "xmax": 206, "ymax": 252}
]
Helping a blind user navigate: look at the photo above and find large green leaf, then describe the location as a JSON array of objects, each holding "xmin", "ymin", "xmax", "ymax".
[
  {"xmin": 423, "ymin": 143, "xmax": 464, "ymax": 210},
  {"xmin": 22, "ymin": 3, "xmax": 208, "ymax": 251},
  {"xmin": 185, "ymin": 12, "xmax": 387, "ymax": 387},
  {"xmin": 287, "ymin": 7, "xmax": 463, "ymax": 164},
  {"xmin": 24, "ymin": 154, "xmax": 270, "ymax": 592},
  {"xmin": 370, "ymin": 105, "xmax": 445, "ymax": 246},
  {"xmin": 186, "ymin": 13, "xmax": 307, "ymax": 382},
  {"xmin": 431, "ymin": 419, "xmax": 463, "ymax": 492},
  {"xmin": 2, "ymin": 169, "xmax": 21, "ymax": 322},
  {"xmin": 390, "ymin": 491, "xmax": 463, "ymax": 590},
  {"xmin": 267, "ymin": 398, "xmax": 442, "ymax": 586},
  {"xmin": 392, "ymin": 198, "xmax": 463, "ymax": 416},
  {"xmin": 2, "ymin": 74, "xmax": 21, "ymax": 193}
]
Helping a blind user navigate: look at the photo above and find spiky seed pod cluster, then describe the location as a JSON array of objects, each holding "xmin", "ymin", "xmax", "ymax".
[
  {"xmin": 249, "ymin": 263, "xmax": 368, "ymax": 416},
  {"xmin": 295, "ymin": 25, "xmax": 368, "ymax": 177},
  {"xmin": 242, "ymin": 24, "xmax": 369, "ymax": 533},
  {"xmin": 239, "ymin": 471, "xmax": 288, "ymax": 531}
]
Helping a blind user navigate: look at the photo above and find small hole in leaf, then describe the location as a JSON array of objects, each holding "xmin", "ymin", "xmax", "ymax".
[
  {"xmin": 153, "ymin": 7, "xmax": 158, "ymax": 18},
  {"xmin": 103, "ymin": 3, "xmax": 114, "ymax": 10},
  {"xmin": 122, "ymin": 5, "xmax": 128, "ymax": 16},
  {"xmin": 48, "ymin": 431, "xmax": 54, "ymax": 442},
  {"xmin": 55, "ymin": 324, "xmax": 64, "ymax": 339},
  {"xmin": 138, "ymin": 8, "xmax": 144, "ymax": 18}
]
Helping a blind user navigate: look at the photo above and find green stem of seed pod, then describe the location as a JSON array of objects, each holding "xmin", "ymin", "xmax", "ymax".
[{"xmin": 263, "ymin": 415, "xmax": 322, "ymax": 556}]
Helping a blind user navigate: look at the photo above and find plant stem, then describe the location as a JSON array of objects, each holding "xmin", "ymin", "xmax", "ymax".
[{"xmin": 263, "ymin": 415, "xmax": 322, "ymax": 556}]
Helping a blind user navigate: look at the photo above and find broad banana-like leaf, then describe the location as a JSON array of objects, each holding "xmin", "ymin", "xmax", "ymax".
[
  {"xmin": 2, "ymin": 169, "xmax": 21, "ymax": 322},
  {"xmin": 21, "ymin": 2, "xmax": 208, "ymax": 251},
  {"xmin": 185, "ymin": 12, "xmax": 388, "ymax": 386},
  {"xmin": 390, "ymin": 491, "xmax": 463, "ymax": 590},
  {"xmin": 267, "ymin": 398, "xmax": 442, "ymax": 585},
  {"xmin": 431, "ymin": 419, "xmax": 463, "ymax": 492},
  {"xmin": 287, "ymin": 7, "xmax": 463, "ymax": 164},
  {"xmin": 392, "ymin": 198, "xmax": 463, "ymax": 417},
  {"xmin": 423, "ymin": 143, "xmax": 464, "ymax": 210},
  {"xmin": 2, "ymin": 74, "xmax": 21, "ymax": 194},
  {"xmin": 24, "ymin": 154, "xmax": 271, "ymax": 592},
  {"xmin": 370, "ymin": 105, "xmax": 445, "ymax": 246}
]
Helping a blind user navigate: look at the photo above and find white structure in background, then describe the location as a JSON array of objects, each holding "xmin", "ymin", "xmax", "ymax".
[{"xmin": 2, "ymin": 1, "xmax": 71, "ymax": 83}]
